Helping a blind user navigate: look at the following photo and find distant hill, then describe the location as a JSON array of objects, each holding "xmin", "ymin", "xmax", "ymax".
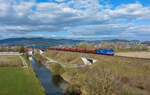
[
  {"xmin": 101, "ymin": 39, "xmax": 130, "ymax": 42},
  {"xmin": 0, "ymin": 38, "xmax": 82, "ymax": 48},
  {"xmin": 0, "ymin": 38, "xmax": 149, "ymax": 48}
]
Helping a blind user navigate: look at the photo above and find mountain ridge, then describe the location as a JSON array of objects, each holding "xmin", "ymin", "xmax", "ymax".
[{"xmin": 0, "ymin": 37, "xmax": 149, "ymax": 48}]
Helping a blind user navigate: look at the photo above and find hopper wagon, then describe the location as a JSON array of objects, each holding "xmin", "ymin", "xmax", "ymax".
[{"xmin": 48, "ymin": 47, "xmax": 114, "ymax": 55}]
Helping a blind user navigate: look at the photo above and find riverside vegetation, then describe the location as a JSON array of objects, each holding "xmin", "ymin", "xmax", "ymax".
[{"xmin": 33, "ymin": 50, "xmax": 150, "ymax": 95}]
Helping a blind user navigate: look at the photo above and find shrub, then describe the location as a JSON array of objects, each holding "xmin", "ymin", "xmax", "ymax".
[
  {"xmin": 34, "ymin": 54, "xmax": 46, "ymax": 64},
  {"xmin": 51, "ymin": 63, "xmax": 65, "ymax": 75}
]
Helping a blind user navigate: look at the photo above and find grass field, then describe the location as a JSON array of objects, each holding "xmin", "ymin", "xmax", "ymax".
[
  {"xmin": 44, "ymin": 50, "xmax": 150, "ymax": 95},
  {"xmin": 116, "ymin": 52, "xmax": 150, "ymax": 59},
  {"xmin": 0, "ymin": 55, "xmax": 45, "ymax": 95},
  {"xmin": 0, "ymin": 55, "xmax": 23, "ymax": 67}
]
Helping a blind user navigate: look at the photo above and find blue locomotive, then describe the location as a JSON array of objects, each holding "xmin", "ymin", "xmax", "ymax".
[{"xmin": 97, "ymin": 48, "xmax": 114, "ymax": 55}]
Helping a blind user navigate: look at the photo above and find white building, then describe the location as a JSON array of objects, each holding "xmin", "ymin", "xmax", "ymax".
[
  {"xmin": 39, "ymin": 50, "xmax": 44, "ymax": 55},
  {"xmin": 27, "ymin": 48, "xmax": 33, "ymax": 55},
  {"xmin": 81, "ymin": 57, "xmax": 97, "ymax": 65}
]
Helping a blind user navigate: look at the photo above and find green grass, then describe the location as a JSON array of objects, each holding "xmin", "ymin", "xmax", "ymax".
[
  {"xmin": 44, "ymin": 50, "xmax": 150, "ymax": 95},
  {"xmin": 0, "ymin": 55, "xmax": 45, "ymax": 95},
  {"xmin": 0, "ymin": 67, "xmax": 45, "ymax": 95}
]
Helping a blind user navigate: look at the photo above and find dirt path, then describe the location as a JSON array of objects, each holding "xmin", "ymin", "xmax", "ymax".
[
  {"xmin": 115, "ymin": 52, "xmax": 150, "ymax": 59},
  {"xmin": 19, "ymin": 56, "xmax": 28, "ymax": 68},
  {"xmin": 41, "ymin": 54, "xmax": 86, "ymax": 68}
]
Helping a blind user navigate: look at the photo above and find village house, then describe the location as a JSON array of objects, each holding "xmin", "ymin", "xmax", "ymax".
[{"xmin": 27, "ymin": 48, "xmax": 33, "ymax": 55}]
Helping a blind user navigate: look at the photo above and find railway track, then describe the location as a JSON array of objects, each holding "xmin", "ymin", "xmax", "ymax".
[{"xmin": 47, "ymin": 50, "xmax": 150, "ymax": 61}]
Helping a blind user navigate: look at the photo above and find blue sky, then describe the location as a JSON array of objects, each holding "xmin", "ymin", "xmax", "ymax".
[
  {"xmin": 0, "ymin": 0, "xmax": 150, "ymax": 41},
  {"xmin": 109, "ymin": 0, "xmax": 150, "ymax": 6}
]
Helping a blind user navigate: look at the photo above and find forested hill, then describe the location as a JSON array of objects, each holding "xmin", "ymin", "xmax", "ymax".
[
  {"xmin": 0, "ymin": 38, "xmax": 82, "ymax": 48},
  {"xmin": 0, "ymin": 37, "xmax": 149, "ymax": 49}
]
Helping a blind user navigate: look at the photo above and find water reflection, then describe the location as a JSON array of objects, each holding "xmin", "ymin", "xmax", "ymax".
[
  {"xmin": 52, "ymin": 75, "xmax": 64, "ymax": 87},
  {"xmin": 30, "ymin": 58, "xmax": 68, "ymax": 95},
  {"xmin": 35, "ymin": 61, "xmax": 43, "ymax": 69},
  {"xmin": 30, "ymin": 58, "xmax": 81, "ymax": 95}
]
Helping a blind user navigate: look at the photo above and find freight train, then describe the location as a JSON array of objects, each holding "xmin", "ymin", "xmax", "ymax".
[{"xmin": 48, "ymin": 47, "xmax": 114, "ymax": 55}]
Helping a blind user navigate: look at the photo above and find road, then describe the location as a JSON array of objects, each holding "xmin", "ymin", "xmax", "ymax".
[
  {"xmin": 0, "ymin": 52, "xmax": 22, "ymax": 55},
  {"xmin": 19, "ymin": 55, "xmax": 28, "ymax": 68},
  {"xmin": 115, "ymin": 52, "xmax": 150, "ymax": 60}
]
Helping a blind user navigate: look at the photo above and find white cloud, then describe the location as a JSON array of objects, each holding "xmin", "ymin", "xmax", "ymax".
[
  {"xmin": 55, "ymin": 0, "xmax": 66, "ymax": 2},
  {"xmin": 69, "ymin": 24, "xmax": 150, "ymax": 40},
  {"xmin": 0, "ymin": 0, "xmax": 150, "ymax": 40}
]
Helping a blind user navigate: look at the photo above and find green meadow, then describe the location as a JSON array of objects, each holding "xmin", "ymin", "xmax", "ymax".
[{"xmin": 0, "ymin": 55, "xmax": 45, "ymax": 95}]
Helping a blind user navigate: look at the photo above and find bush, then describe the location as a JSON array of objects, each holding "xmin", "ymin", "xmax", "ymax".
[
  {"xmin": 51, "ymin": 63, "xmax": 65, "ymax": 75},
  {"xmin": 34, "ymin": 54, "xmax": 46, "ymax": 64},
  {"xmin": 19, "ymin": 46, "xmax": 25, "ymax": 53}
]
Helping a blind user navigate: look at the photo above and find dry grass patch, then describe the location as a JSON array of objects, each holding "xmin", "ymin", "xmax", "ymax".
[
  {"xmin": 115, "ymin": 52, "xmax": 150, "ymax": 59},
  {"xmin": 0, "ymin": 56, "xmax": 23, "ymax": 67},
  {"xmin": 45, "ymin": 50, "xmax": 84, "ymax": 64},
  {"xmin": 45, "ymin": 50, "xmax": 150, "ymax": 95}
]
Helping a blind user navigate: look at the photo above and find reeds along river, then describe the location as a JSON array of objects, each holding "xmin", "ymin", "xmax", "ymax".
[{"xmin": 29, "ymin": 57, "xmax": 69, "ymax": 95}]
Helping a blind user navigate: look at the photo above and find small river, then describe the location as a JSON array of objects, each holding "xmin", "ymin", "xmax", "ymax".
[{"xmin": 30, "ymin": 57, "xmax": 69, "ymax": 95}]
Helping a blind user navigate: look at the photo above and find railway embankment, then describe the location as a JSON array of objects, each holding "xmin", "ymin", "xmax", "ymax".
[{"xmin": 34, "ymin": 50, "xmax": 150, "ymax": 95}]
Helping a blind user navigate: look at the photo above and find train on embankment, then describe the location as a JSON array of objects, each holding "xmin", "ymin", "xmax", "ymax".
[{"xmin": 48, "ymin": 47, "xmax": 114, "ymax": 55}]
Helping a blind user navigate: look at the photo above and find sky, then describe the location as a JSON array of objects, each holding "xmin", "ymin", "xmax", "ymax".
[{"xmin": 0, "ymin": 0, "xmax": 150, "ymax": 41}]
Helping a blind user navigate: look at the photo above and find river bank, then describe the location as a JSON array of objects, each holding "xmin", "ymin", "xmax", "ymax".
[
  {"xmin": 35, "ymin": 50, "xmax": 150, "ymax": 95},
  {"xmin": 30, "ymin": 57, "xmax": 69, "ymax": 95},
  {"xmin": 34, "ymin": 54, "xmax": 118, "ymax": 95},
  {"xmin": 34, "ymin": 53, "xmax": 82, "ymax": 95},
  {"xmin": 34, "ymin": 53, "xmax": 120, "ymax": 95}
]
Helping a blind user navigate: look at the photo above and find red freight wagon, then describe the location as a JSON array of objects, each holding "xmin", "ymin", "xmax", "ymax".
[
  {"xmin": 86, "ymin": 49, "xmax": 97, "ymax": 53},
  {"xmin": 63, "ymin": 48, "xmax": 67, "ymax": 51},
  {"xmin": 48, "ymin": 47, "xmax": 52, "ymax": 50},
  {"xmin": 66, "ymin": 48, "xmax": 72, "ymax": 51},
  {"xmin": 51, "ymin": 47, "xmax": 57, "ymax": 50},
  {"xmin": 76, "ymin": 48, "xmax": 86, "ymax": 52},
  {"xmin": 56, "ymin": 47, "xmax": 61, "ymax": 50},
  {"xmin": 49, "ymin": 47, "xmax": 56, "ymax": 50},
  {"xmin": 59, "ymin": 47, "xmax": 65, "ymax": 50},
  {"xmin": 62, "ymin": 48, "xmax": 66, "ymax": 50},
  {"xmin": 70, "ymin": 48, "xmax": 77, "ymax": 52}
]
